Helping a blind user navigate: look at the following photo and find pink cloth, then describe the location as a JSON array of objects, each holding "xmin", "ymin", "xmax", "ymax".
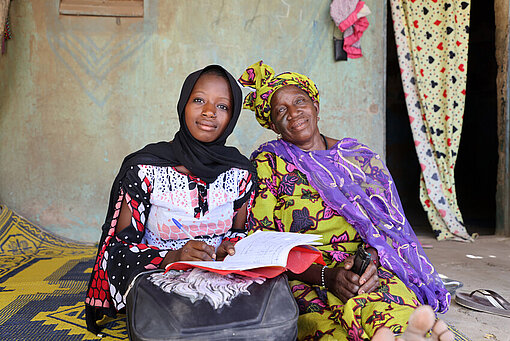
[{"xmin": 330, "ymin": 0, "xmax": 370, "ymax": 59}]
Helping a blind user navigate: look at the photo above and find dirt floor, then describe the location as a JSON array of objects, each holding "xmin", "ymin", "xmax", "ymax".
[{"xmin": 415, "ymin": 233, "xmax": 510, "ymax": 341}]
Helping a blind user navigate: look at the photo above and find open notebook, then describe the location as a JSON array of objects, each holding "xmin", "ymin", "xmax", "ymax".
[{"xmin": 165, "ymin": 231, "xmax": 325, "ymax": 278}]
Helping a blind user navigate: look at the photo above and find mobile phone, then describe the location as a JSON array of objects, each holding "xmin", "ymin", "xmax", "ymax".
[{"xmin": 351, "ymin": 244, "xmax": 371, "ymax": 276}]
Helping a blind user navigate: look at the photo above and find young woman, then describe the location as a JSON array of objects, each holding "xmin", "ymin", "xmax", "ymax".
[{"xmin": 85, "ymin": 65, "xmax": 256, "ymax": 334}]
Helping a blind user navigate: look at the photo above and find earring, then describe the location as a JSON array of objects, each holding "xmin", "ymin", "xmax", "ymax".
[{"xmin": 277, "ymin": 133, "xmax": 282, "ymax": 140}]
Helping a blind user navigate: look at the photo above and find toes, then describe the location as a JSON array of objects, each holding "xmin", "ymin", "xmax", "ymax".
[
  {"xmin": 406, "ymin": 305, "xmax": 436, "ymax": 335},
  {"xmin": 372, "ymin": 306, "xmax": 455, "ymax": 341},
  {"xmin": 431, "ymin": 320, "xmax": 454, "ymax": 341}
]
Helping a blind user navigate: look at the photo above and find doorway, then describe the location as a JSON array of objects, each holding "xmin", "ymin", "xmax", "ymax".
[{"xmin": 385, "ymin": 1, "xmax": 498, "ymax": 236}]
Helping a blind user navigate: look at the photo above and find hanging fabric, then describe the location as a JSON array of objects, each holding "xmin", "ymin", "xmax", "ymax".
[
  {"xmin": 0, "ymin": 0, "xmax": 11, "ymax": 54},
  {"xmin": 390, "ymin": 0, "xmax": 473, "ymax": 241},
  {"xmin": 330, "ymin": 0, "xmax": 371, "ymax": 59}
]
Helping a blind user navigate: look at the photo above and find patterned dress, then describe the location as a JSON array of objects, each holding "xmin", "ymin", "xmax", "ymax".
[
  {"xmin": 247, "ymin": 151, "xmax": 420, "ymax": 340},
  {"xmin": 85, "ymin": 164, "xmax": 253, "ymax": 316}
]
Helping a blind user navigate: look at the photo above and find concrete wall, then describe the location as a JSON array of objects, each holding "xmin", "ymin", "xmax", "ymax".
[{"xmin": 0, "ymin": 0, "xmax": 386, "ymax": 242}]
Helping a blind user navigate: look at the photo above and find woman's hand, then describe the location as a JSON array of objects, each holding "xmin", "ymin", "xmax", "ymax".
[
  {"xmin": 323, "ymin": 265, "xmax": 362, "ymax": 302},
  {"xmin": 355, "ymin": 247, "xmax": 380, "ymax": 294},
  {"xmin": 344, "ymin": 253, "xmax": 379, "ymax": 294},
  {"xmin": 326, "ymin": 254, "xmax": 380, "ymax": 302},
  {"xmin": 160, "ymin": 240, "xmax": 216, "ymax": 268},
  {"xmin": 355, "ymin": 262, "xmax": 379, "ymax": 295},
  {"xmin": 215, "ymin": 239, "xmax": 235, "ymax": 261}
]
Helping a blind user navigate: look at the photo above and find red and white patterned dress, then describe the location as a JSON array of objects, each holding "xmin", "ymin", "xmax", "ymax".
[{"xmin": 85, "ymin": 164, "xmax": 253, "ymax": 313}]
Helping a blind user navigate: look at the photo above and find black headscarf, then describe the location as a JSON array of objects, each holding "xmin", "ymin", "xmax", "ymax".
[
  {"xmin": 108, "ymin": 65, "xmax": 255, "ymax": 205},
  {"xmin": 169, "ymin": 64, "xmax": 256, "ymax": 183},
  {"xmin": 101, "ymin": 65, "xmax": 256, "ymax": 221}
]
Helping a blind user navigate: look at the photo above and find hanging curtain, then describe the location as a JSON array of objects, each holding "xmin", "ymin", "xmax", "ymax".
[
  {"xmin": 0, "ymin": 0, "xmax": 11, "ymax": 54},
  {"xmin": 390, "ymin": 0, "xmax": 473, "ymax": 241},
  {"xmin": 0, "ymin": 0, "xmax": 9, "ymax": 37}
]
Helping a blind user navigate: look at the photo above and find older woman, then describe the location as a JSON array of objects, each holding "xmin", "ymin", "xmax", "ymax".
[{"xmin": 238, "ymin": 61, "xmax": 450, "ymax": 340}]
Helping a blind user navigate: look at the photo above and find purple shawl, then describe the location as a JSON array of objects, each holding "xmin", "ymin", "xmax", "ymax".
[{"xmin": 252, "ymin": 138, "xmax": 450, "ymax": 313}]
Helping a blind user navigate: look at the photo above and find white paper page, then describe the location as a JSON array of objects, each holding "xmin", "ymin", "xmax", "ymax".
[
  {"xmin": 170, "ymin": 231, "xmax": 322, "ymax": 271},
  {"xmin": 224, "ymin": 231, "xmax": 321, "ymax": 266}
]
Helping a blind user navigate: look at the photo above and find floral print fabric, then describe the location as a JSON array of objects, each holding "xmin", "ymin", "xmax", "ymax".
[
  {"xmin": 249, "ymin": 139, "xmax": 449, "ymax": 313},
  {"xmin": 247, "ymin": 151, "xmax": 422, "ymax": 340}
]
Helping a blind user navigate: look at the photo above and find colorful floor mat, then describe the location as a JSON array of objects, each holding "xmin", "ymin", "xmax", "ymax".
[
  {"xmin": 0, "ymin": 205, "xmax": 127, "ymax": 341},
  {"xmin": 0, "ymin": 205, "xmax": 471, "ymax": 340}
]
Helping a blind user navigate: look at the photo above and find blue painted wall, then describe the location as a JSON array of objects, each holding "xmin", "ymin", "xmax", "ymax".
[{"xmin": 0, "ymin": 0, "xmax": 386, "ymax": 241}]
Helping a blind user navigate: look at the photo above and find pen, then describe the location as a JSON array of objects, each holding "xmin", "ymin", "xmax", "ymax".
[{"xmin": 172, "ymin": 218, "xmax": 195, "ymax": 240}]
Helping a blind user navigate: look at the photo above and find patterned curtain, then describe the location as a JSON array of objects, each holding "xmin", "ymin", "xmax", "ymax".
[
  {"xmin": 0, "ymin": 0, "xmax": 11, "ymax": 54},
  {"xmin": 390, "ymin": 0, "xmax": 473, "ymax": 241},
  {"xmin": 0, "ymin": 0, "xmax": 9, "ymax": 37}
]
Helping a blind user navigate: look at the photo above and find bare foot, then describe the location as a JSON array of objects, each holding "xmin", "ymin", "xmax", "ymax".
[{"xmin": 372, "ymin": 305, "xmax": 455, "ymax": 341}]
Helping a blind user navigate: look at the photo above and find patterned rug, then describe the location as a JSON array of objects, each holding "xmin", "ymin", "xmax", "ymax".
[
  {"xmin": 0, "ymin": 205, "xmax": 470, "ymax": 341},
  {"xmin": 0, "ymin": 205, "xmax": 127, "ymax": 341}
]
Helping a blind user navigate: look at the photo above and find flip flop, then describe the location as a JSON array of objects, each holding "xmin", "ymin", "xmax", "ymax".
[
  {"xmin": 455, "ymin": 289, "xmax": 510, "ymax": 318},
  {"xmin": 441, "ymin": 278, "xmax": 463, "ymax": 295}
]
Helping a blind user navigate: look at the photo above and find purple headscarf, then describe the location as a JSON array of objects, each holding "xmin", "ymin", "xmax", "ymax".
[{"xmin": 252, "ymin": 138, "xmax": 450, "ymax": 313}]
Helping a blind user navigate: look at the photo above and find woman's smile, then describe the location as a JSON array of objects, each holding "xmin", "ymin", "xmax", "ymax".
[{"xmin": 289, "ymin": 117, "xmax": 308, "ymax": 130}]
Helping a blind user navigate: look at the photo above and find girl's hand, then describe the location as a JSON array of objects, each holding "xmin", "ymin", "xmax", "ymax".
[
  {"xmin": 160, "ymin": 240, "xmax": 216, "ymax": 269},
  {"xmin": 178, "ymin": 240, "xmax": 216, "ymax": 261},
  {"xmin": 215, "ymin": 239, "xmax": 235, "ymax": 261}
]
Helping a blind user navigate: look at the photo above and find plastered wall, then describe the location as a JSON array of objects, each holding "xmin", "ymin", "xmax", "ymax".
[{"xmin": 0, "ymin": 0, "xmax": 386, "ymax": 242}]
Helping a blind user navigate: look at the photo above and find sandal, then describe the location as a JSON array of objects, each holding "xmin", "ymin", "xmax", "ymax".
[
  {"xmin": 455, "ymin": 289, "xmax": 510, "ymax": 318},
  {"xmin": 441, "ymin": 278, "xmax": 463, "ymax": 295}
]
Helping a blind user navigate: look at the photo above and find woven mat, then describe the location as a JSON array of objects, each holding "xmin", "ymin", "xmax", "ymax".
[{"xmin": 0, "ymin": 205, "xmax": 127, "ymax": 340}]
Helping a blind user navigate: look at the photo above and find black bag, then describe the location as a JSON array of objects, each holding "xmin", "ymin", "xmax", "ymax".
[
  {"xmin": 333, "ymin": 37, "xmax": 348, "ymax": 61},
  {"xmin": 126, "ymin": 271, "xmax": 298, "ymax": 341}
]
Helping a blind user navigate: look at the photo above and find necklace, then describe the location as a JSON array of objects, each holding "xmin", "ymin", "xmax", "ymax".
[
  {"xmin": 321, "ymin": 134, "xmax": 328, "ymax": 150},
  {"xmin": 301, "ymin": 134, "xmax": 329, "ymax": 152}
]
